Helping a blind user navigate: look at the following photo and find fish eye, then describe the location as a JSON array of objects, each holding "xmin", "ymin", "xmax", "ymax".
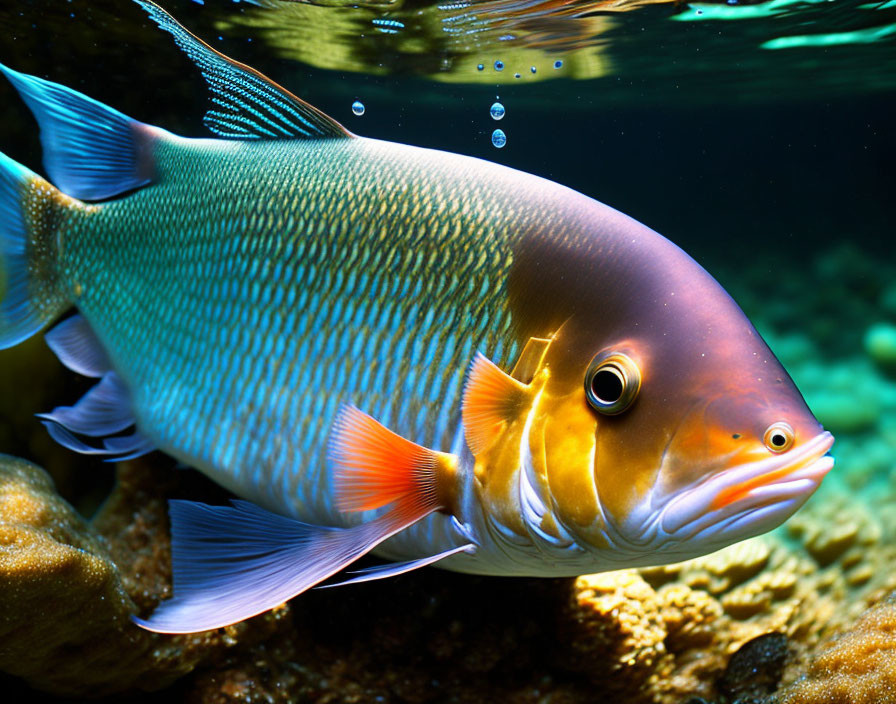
[
  {"xmin": 763, "ymin": 421, "xmax": 794, "ymax": 453},
  {"xmin": 584, "ymin": 352, "xmax": 641, "ymax": 415}
]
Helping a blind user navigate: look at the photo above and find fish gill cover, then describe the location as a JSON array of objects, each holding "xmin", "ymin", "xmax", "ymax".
[{"xmin": 0, "ymin": 0, "xmax": 893, "ymax": 702}]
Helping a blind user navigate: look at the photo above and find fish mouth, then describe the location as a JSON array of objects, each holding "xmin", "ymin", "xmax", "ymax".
[{"xmin": 657, "ymin": 430, "xmax": 835, "ymax": 546}]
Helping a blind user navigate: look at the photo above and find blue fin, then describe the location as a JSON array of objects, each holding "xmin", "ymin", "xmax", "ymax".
[
  {"xmin": 39, "ymin": 315, "xmax": 155, "ymax": 461},
  {"xmin": 44, "ymin": 314, "xmax": 111, "ymax": 377},
  {"xmin": 0, "ymin": 63, "xmax": 161, "ymax": 200},
  {"xmin": 133, "ymin": 496, "xmax": 436, "ymax": 633},
  {"xmin": 319, "ymin": 544, "xmax": 474, "ymax": 588},
  {"xmin": 0, "ymin": 152, "xmax": 68, "ymax": 348},
  {"xmin": 37, "ymin": 370, "xmax": 155, "ymax": 462},
  {"xmin": 134, "ymin": 0, "xmax": 353, "ymax": 141},
  {"xmin": 39, "ymin": 373, "xmax": 133, "ymax": 436}
]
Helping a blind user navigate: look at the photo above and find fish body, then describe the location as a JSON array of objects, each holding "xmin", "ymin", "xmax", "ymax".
[{"xmin": 0, "ymin": 1, "xmax": 834, "ymax": 632}]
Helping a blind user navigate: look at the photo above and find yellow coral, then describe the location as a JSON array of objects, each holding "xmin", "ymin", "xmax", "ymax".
[
  {"xmin": 0, "ymin": 454, "xmax": 145, "ymax": 694},
  {"xmin": 780, "ymin": 595, "xmax": 896, "ymax": 704},
  {"xmin": 0, "ymin": 455, "xmax": 287, "ymax": 697},
  {"xmin": 564, "ymin": 571, "xmax": 668, "ymax": 698}
]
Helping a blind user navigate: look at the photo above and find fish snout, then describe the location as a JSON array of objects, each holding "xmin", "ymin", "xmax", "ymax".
[{"xmin": 657, "ymin": 430, "xmax": 834, "ymax": 548}]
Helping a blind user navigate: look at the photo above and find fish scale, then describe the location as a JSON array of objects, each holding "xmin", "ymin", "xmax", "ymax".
[{"xmin": 58, "ymin": 137, "xmax": 527, "ymax": 522}]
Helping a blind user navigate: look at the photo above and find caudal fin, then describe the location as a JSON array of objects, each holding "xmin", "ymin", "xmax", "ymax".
[{"xmin": 0, "ymin": 152, "xmax": 68, "ymax": 348}]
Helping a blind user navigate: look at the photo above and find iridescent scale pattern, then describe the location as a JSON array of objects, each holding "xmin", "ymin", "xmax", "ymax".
[{"xmin": 54, "ymin": 135, "xmax": 572, "ymax": 525}]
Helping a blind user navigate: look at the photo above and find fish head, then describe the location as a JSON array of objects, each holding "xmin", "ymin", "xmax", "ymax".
[{"xmin": 524, "ymin": 294, "xmax": 833, "ymax": 567}]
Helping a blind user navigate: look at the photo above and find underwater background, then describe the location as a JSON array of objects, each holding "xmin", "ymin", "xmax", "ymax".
[{"xmin": 0, "ymin": 0, "xmax": 894, "ymax": 701}]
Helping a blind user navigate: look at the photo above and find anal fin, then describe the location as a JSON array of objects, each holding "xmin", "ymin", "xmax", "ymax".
[{"xmin": 133, "ymin": 497, "xmax": 439, "ymax": 634}]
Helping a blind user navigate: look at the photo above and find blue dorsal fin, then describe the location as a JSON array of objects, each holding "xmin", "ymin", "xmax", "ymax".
[{"xmin": 135, "ymin": 0, "xmax": 353, "ymax": 141}]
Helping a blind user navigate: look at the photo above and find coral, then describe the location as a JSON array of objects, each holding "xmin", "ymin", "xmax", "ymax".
[
  {"xmin": 779, "ymin": 594, "xmax": 896, "ymax": 704},
  {"xmin": 0, "ymin": 453, "xmax": 147, "ymax": 695},
  {"xmin": 865, "ymin": 322, "xmax": 896, "ymax": 372},
  {"xmin": 562, "ymin": 571, "xmax": 668, "ymax": 699},
  {"xmin": 0, "ymin": 454, "xmax": 289, "ymax": 697}
]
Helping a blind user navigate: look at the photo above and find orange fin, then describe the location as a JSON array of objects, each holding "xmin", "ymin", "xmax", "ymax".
[
  {"xmin": 462, "ymin": 352, "xmax": 532, "ymax": 456},
  {"xmin": 330, "ymin": 405, "xmax": 456, "ymax": 514}
]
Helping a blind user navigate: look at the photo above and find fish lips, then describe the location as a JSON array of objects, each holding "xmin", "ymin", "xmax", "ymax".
[{"xmin": 657, "ymin": 430, "xmax": 835, "ymax": 543}]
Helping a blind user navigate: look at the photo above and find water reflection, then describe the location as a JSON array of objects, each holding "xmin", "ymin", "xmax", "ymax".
[{"xmin": 217, "ymin": 0, "xmax": 896, "ymax": 97}]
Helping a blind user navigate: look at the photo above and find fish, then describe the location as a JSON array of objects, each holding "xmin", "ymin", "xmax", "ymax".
[{"xmin": 0, "ymin": 0, "xmax": 833, "ymax": 634}]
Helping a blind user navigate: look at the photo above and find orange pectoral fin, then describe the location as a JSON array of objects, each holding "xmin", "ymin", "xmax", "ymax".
[{"xmin": 330, "ymin": 405, "xmax": 458, "ymax": 514}]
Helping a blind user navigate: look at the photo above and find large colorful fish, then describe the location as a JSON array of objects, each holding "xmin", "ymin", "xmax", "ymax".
[{"xmin": 0, "ymin": 1, "xmax": 833, "ymax": 633}]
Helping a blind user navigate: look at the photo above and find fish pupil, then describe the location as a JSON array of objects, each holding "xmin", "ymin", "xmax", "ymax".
[
  {"xmin": 770, "ymin": 432, "xmax": 787, "ymax": 447},
  {"xmin": 591, "ymin": 369, "xmax": 623, "ymax": 404}
]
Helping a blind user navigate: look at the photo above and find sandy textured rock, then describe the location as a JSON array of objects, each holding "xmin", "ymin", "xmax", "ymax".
[
  {"xmin": 780, "ymin": 594, "xmax": 896, "ymax": 704},
  {"xmin": 0, "ymin": 453, "xmax": 150, "ymax": 695},
  {"xmin": 0, "ymin": 455, "xmax": 290, "ymax": 697}
]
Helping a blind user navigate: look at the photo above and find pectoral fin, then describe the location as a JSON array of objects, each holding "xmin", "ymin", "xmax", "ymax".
[
  {"xmin": 329, "ymin": 404, "xmax": 458, "ymax": 515},
  {"xmin": 461, "ymin": 351, "xmax": 532, "ymax": 456}
]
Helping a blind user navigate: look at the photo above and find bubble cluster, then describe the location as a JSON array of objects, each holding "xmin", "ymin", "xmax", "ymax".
[
  {"xmin": 351, "ymin": 100, "xmax": 365, "ymax": 116},
  {"xmin": 491, "ymin": 129, "xmax": 507, "ymax": 149},
  {"xmin": 490, "ymin": 102, "xmax": 505, "ymax": 120}
]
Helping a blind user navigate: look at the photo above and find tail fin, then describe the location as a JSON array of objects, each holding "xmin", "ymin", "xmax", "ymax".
[{"xmin": 0, "ymin": 153, "xmax": 68, "ymax": 348}]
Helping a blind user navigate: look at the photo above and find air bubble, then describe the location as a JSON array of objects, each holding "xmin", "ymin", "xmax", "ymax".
[
  {"xmin": 477, "ymin": 64, "xmax": 484, "ymax": 71},
  {"xmin": 530, "ymin": 66, "xmax": 537, "ymax": 74},
  {"xmin": 553, "ymin": 59, "xmax": 563, "ymax": 69},
  {"xmin": 351, "ymin": 100, "xmax": 365, "ymax": 116},
  {"xmin": 491, "ymin": 129, "xmax": 506, "ymax": 149},
  {"xmin": 490, "ymin": 102, "xmax": 505, "ymax": 120},
  {"xmin": 494, "ymin": 60, "xmax": 504, "ymax": 71}
]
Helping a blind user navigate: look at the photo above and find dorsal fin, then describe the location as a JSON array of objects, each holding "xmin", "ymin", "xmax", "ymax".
[{"xmin": 135, "ymin": 0, "xmax": 353, "ymax": 141}]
